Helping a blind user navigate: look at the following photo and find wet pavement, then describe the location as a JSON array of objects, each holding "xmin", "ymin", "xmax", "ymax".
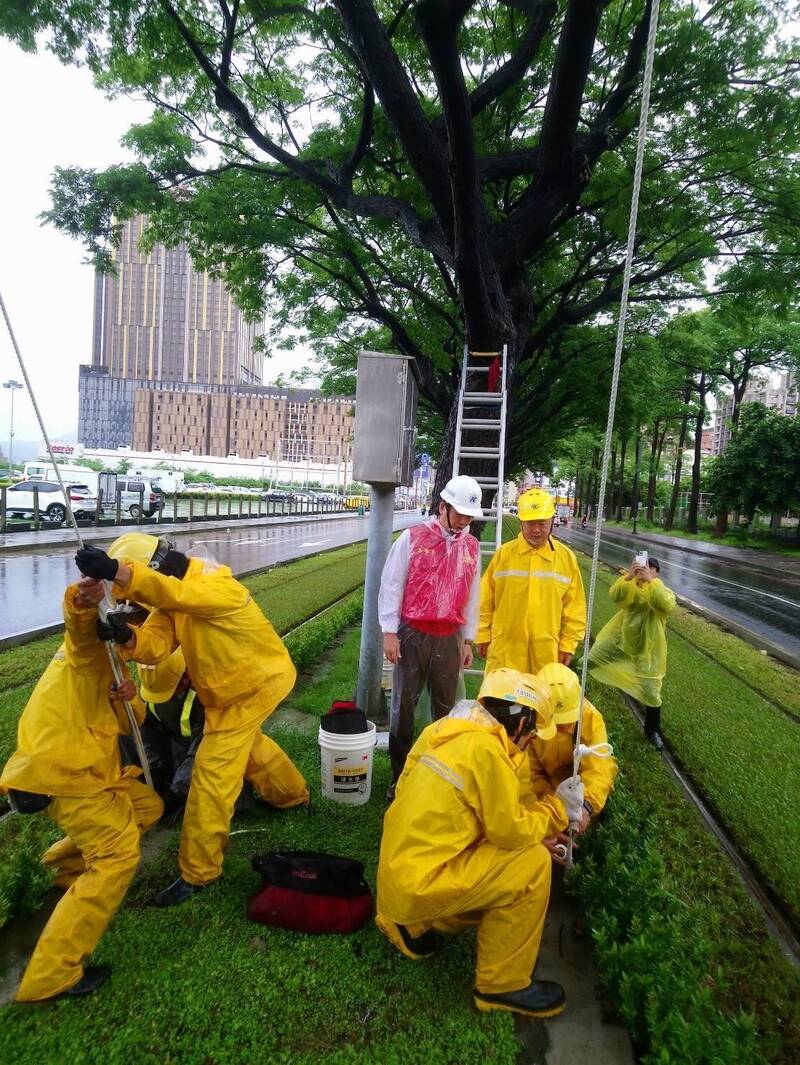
[
  {"xmin": 557, "ymin": 523, "xmax": 800, "ymax": 662},
  {"xmin": 0, "ymin": 512, "xmax": 421, "ymax": 642}
]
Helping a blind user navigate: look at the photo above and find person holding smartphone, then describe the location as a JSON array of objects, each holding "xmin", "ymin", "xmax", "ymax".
[{"xmin": 588, "ymin": 553, "xmax": 676, "ymax": 749}]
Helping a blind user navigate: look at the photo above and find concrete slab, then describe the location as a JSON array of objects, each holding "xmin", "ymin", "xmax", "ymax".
[{"xmin": 516, "ymin": 873, "xmax": 634, "ymax": 1065}]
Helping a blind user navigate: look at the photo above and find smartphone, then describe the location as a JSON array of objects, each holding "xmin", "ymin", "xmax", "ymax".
[{"xmin": 634, "ymin": 550, "xmax": 648, "ymax": 568}]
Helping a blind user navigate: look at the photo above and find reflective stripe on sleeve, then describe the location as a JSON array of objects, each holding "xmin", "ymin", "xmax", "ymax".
[{"xmin": 419, "ymin": 754, "xmax": 465, "ymax": 792}]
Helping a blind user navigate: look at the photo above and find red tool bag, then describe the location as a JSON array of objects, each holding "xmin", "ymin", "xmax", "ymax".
[{"xmin": 248, "ymin": 850, "xmax": 373, "ymax": 934}]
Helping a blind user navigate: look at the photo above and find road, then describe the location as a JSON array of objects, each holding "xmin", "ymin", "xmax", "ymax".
[
  {"xmin": 557, "ymin": 523, "xmax": 800, "ymax": 662},
  {"xmin": 0, "ymin": 512, "xmax": 421, "ymax": 642}
]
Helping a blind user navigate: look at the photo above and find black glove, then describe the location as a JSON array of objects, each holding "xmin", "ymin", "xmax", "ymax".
[
  {"xmin": 75, "ymin": 545, "xmax": 119, "ymax": 581},
  {"xmin": 96, "ymin": 615, "xmax": 134, "ymax": 645}
]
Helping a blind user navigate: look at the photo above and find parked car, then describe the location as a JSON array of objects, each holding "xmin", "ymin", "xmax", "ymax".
[
  {"xmin": 106, "ymin": 477, "xmax": 165, "ymax": 519},
  {"xmin": 4, "ymin": 480, "xmax": 98, "ymax": 524},
  {"xmin": 262, "ymin": 488, "xmax": 291, "ymax": 502}
]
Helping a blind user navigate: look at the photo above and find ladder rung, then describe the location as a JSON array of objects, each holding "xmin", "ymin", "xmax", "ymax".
[
  {"xmin": 474, "ymin": 476, "xmax": 499, "ymax": 485},
  {"xmin": 463, "ymin": 668, "xmax": 485, "ymax": 676},
  {"xmin": 480, "ymin": 545, "xmax": 496, "ymax": 555},
  {"xmin": 461, "ymin": 419, "xmax": 501, "ymax": 429},
  {"xmin": 464, "ymin": 365, "xmax": 490, "ymax": 372},
  {"xmin": 469, "ymin": 351, "xmax": 501, "ymax": 358},
  {"xmin": 463, "ymin": 392, "xmax": 503, "ymax": 403},
  {"xmin": 458, "ymin": 448, "xmax": 500, "ymax": 458}
]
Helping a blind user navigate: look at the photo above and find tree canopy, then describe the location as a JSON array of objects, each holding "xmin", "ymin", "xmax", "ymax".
[{"xmin": 4, "ymin": 0, "xmax": 799, "ymax": 482}]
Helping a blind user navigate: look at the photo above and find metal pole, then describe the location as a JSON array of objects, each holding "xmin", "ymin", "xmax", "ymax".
[
  {"xmin": 356, "ymin": 483, "xmax": 395, "ymax": 719},
  {"xmin": 3, "ymin": 379, "xmax": 23, "ymax": 477}
]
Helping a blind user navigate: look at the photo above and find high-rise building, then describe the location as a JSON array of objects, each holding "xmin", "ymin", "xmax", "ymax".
[
  {"xmin": 711, "ymin": 372, "xmax": 798, "ymax": 455},
  {"xmin": 91, "ymin": 214, "xmax": 262, "ymax": 386}
]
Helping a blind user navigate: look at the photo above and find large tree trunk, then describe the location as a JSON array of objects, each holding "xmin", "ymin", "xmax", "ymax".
[
  {"xmin": 608, "ymin": 445, "xmax": 617, "ymax": 521},
  {"xmin": 615, "ymin": 434, "xmax": 628, "ymax": 521},
  {"xmin": 687, "ymin": 372, "xmax": 707, "ymax": 534},
  {"xmin": 645, "ymin": 418, "xmax": 664, "ymax": 521},
  {"xmin": 663, "ymin": 413, "xmax": 689, "ymax": 531}
]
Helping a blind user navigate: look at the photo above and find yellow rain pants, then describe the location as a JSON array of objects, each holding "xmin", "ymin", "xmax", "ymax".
[
  {"xmin": 478, "ymin": 534, "xmax": 586, "ymax": 674},
  {"xmin": 16, "ymin": 779, "xmax": 162, "ymax": 1002},
  {"xmin": 43, "ymin": 773, "xmax": 163, "ymax": 889},
  {"xmin": 589, "ymin": 575, "xmax": 676, "ymax": 707},
  {"xmin": 179, "ymin": 690, "xmax": 309, "ymax": 886},
  {"xmin": 377, "ymin": 702, "xmax": 566, "ymax": 993}
]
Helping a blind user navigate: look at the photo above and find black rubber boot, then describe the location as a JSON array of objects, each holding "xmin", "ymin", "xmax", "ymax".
[
  {"xmin": 474, "ymin": 979, "xmax": 566, "ymax": 1018},
  {"xmin": 153, "ymin": 877, "xmax": 204, "ymax": 907},
  {"xmin": 385, "ymin": 782, "xmax": 397, "ymax": 804},
  {"xmin": 58, "ymin": 965, "xmax": 112, "ymax": 999},
  {"xmin": 644, "ymin": 706, "xmax": 664, "ymax": 750},
  {"xmin": 375, "ymin": 915, "xmax": 441, "ymax": 959}
]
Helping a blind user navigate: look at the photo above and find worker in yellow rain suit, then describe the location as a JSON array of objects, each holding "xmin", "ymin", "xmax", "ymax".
[
  {"xmin": 477, "ymin": 488, "xmax": 586, "ymax": 675},
  {"xmin": 75, "ymin": 533, "xmax": 309, "ymax": 907},
  {"xmin": 528, "ymin": 663, "xmax": 618, "ymax": 865},
  {"xmin": 376, "ymin": 668, "xmax": 587, "ymax": 1019},
  {"xmin": 589, "ymin": 555, "xmax": 676, "ymax": 749},
  {"xmin": 0, "ymin": 579, "xmax": 163, "ymax": 1002}
]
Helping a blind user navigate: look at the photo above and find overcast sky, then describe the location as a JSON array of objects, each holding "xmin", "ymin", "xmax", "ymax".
[{"xmin": 0, "ymin": 40, "xmax": 312, "ymax": 449}]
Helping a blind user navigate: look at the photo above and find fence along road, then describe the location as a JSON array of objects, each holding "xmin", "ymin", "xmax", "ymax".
[{"xmin": 0, "ymin": 512, "xmax": 421, "ymax": 644}]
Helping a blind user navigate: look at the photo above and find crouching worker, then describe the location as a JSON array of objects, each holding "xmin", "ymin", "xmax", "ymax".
[
  {"xmin": 75, "ymin": 534, "xmax": 309, "ymax": 907},
  {"xmin": 531, "ymin": 664, "xmax": 618, "ymax": 865},
  {"xmin": 0, "ymin": 578, "xmax": 162, "ymax": 1002},
  {"xmin": 375, "ymin": 669, "xmax": 586, "ymax": 1019},
  {"xmin": 121, "ymin": 648, "xmax": 204, "ymax": 816}
]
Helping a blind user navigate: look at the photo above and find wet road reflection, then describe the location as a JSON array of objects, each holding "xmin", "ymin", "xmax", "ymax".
[
  {"xmin": 1, "ymin": 513, "xmax": 421, "ymax": 640},
  {"xmin": 557, "ymin": 524, "xmax": 800, "ymax": 661}
]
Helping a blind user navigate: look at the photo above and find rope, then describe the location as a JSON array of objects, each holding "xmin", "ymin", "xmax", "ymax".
[
  {"xmin": 568, "ymin": 0, "xmax": 661, "ymax": 858},
  {"xmin": 0, "ymin": 289, "xmax": 153, "ymax": 788}
]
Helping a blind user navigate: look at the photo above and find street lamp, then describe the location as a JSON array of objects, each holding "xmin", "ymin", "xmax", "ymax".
[{"xmin": 3, "ymin": 380, "xmax": 24, "ymax": 478}]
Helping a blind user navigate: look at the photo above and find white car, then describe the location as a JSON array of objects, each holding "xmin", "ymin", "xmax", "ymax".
[{"xmin": 4, "ymin": 480, "xmax": 98, "ymax": 524}]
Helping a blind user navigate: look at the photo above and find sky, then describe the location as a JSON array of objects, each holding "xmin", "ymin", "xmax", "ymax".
[{"xmin": 0, "ymin": 40, "xmax": 312, "ymax": 453}]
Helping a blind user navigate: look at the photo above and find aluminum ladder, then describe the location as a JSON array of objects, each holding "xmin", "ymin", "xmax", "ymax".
[{"xmin": 452, "ymin": 343, "xmax": 508, "ymax": 560}]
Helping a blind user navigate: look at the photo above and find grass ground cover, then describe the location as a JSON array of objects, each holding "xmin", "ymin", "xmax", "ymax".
[
  {"xmin": 575, "ymin": 556, "xmax": 800, "ymax": 925},
  {"xmin": 0, "ymin": 542, "xmax": 370, "ymax": 929},
  {"xmin": 0, "ymin": 728, "xmax": 521, "ymax": 1065}
]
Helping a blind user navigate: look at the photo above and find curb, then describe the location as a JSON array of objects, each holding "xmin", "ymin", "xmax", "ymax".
[{"xmin": 672, "ymin": 592, "xmax": 800, "ymax": 673}]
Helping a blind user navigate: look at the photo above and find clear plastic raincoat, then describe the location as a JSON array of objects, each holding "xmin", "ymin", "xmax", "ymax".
[{"xmin": 589, "ymin": 574, "xmax": 676, "ymax": 707}]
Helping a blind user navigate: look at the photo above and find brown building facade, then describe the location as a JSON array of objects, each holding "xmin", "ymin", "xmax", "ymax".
[
  {"xmin": 131, "ymin": 385, "xmax": 353, "ymax": 462},
  {"xmin": 91, "ymin": 214, "xmax": 263, "ymax": 386}
]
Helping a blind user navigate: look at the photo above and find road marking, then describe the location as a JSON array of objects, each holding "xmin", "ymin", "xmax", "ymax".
[{"xmin": 300, "ymin": 539, "xmax": 331, "ymax": 547}]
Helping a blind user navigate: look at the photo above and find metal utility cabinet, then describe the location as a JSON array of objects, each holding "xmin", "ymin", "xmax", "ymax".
[{"xmin": 352, "ymin": 352, "xmax": 418, "ymax": 487}]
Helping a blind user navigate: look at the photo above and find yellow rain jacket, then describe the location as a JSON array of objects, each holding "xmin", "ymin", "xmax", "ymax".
[
  {"xmin": 377, "ymin": 702, "xmax": 567, "ymax": 922},
  {"xmin": 589, "ymin": 575, "xmax": 676, "ymax": 707},
  {"xmin": 526, "ymin": 700, "xmax": 618, "ymax": 815},
  {"xmin": 1, "ymin": 585, "xmax": 144, "ymax": 798},
  {"xmin": 117, "ymin": 557, "xmax": 296, "ymax": 724},
  {"xmin": 478, "ymin": 533, "xmax": 586, "ymax": 674}
]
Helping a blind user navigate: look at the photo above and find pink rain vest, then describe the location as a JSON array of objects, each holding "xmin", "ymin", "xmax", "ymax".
[{"xmin": 400, "ymin": 518, "xmax": 479, "ymax": 636}]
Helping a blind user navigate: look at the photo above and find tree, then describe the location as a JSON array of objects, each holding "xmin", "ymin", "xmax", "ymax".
[
  {"xmin": 706, "ymin": 404, "xmax": 800, "ymax": 530},
  {"xmin": 4, "ymin": 1, "xmax": 799, "ymax": 496}
]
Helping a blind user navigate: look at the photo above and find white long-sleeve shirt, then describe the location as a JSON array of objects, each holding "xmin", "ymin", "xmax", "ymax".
[{"xmin": 378, "ymin": 522, "xmax": 481, "ymax": 640}]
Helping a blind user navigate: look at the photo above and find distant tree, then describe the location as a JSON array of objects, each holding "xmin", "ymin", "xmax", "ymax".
[{"xmin": 706, "ymin": 404, "xmax": 800, "ymax": 531}]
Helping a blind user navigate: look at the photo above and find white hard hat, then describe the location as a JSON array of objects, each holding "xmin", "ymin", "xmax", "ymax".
[{"xmin": 440, "ymin": 475, "xmax": 484, "ymax": 518}]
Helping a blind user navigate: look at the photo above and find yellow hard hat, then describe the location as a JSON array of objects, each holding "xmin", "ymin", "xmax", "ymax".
[
  {"xmin": 536, "ymin": 663, "xmax": 581, "ymax": 724},
  {"xmin": 108, "ymin": 533, "xmax": 161, "ymax": 566},
  {"xmin": 138, "ymin": 648, "xmax": 187, "ymax": 703},
  {"xmin": 517, "ymin": 488, "xmax": 556, "ymax": 521},
  {"xmin": 478, "ymin": 667, "xmax": 556, "ymax": 740}
]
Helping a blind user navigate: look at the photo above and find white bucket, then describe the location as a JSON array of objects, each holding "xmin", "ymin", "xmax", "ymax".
[{"xmin": 318, "ymin": 721, "xmax": 377, "ymax": 805}]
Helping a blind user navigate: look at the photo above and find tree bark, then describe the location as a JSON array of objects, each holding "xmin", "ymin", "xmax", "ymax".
[
  {"xmin": 615, "ymin": 434, "xmax": 628, "ymax": 521},
  {"xmin": 608, "ymin": 445, "xmax": 617, "ymax": 521},
  {"xmin": 663, "ymin": 412, "xmax": 689, "ymax": 531},
  {"xmin": 687, "ymin": 371, "xmax": 707, "ymax": 534}
]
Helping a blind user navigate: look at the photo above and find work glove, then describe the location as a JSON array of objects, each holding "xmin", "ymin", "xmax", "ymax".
[
  {"xmin": 96, "ymin": 614, "xmax": 134, "ymax": 646},
  {"xmin": 76, "ymin": 545, "xmax": 119, "ymax": 581},
  {"xmin": 555, "ymin": 776, "xmax": 585, "ymax": 825}
]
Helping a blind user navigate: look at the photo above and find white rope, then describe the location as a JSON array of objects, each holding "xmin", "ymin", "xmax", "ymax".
[
  {"xmin": 568, "ymin": 0, "xmax": 661, "ymax": 858},
  {"xmin": 0, "ymin": 289, "xmax": 153, "ymax": 787}
]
